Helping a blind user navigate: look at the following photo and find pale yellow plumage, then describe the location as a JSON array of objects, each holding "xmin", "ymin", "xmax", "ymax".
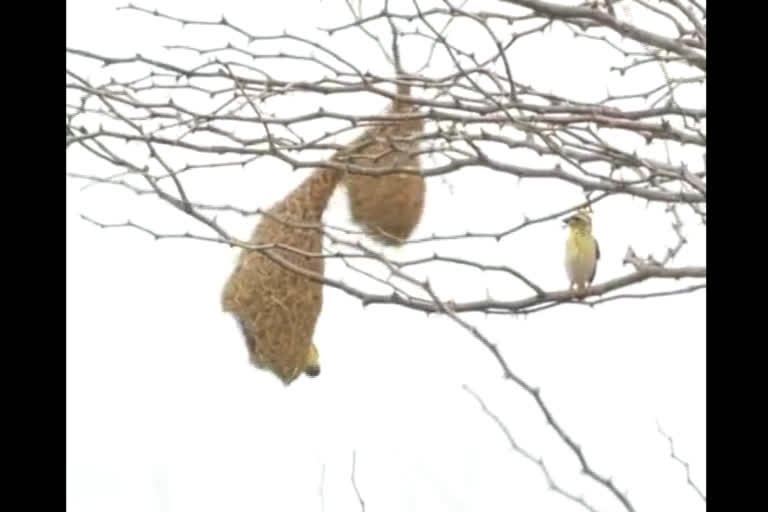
[
  {"xmin": 304, "ymin": 344, "xmax": 320, "ymax": 377},
  {"xmin": 564, "ymin": 210, "xmax": 600, "ymax": 296}
]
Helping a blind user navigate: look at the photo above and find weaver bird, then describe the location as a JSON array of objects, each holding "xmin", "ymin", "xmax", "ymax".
[
  {"xmin": 304, "ymin": 344, "xmax": 320, "ymax": 378},
  {"xmin": 563, "ymin": 209, "xmax": 600, "ymax": 297}
]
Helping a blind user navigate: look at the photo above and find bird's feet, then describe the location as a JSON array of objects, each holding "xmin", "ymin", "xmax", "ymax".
[{"xmin": 570, "ymin": 283, "xmax": 588, "ymax": 300}]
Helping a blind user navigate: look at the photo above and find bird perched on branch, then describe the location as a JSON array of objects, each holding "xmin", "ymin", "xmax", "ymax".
[{"xmin": 563, "ymin": 207, "xmax": 600, "ymax": 297}]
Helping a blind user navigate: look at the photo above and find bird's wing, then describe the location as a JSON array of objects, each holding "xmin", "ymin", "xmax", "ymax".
[{"xmin": 589, "ymin": 238, "xmax": 600, "ymax": 284}]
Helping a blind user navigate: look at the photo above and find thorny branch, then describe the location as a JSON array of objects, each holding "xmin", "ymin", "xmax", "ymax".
[
  {"xmin": 464, "ymin": 385, "xmax": 602, "ymax": 512},
  {"xmin": 422, "ymin": 282, "xmax": 639, "ymax": 512},
  {"xmin": 500, "ymin": 0, "xmax": 705, "ymax": 69},
  {"xmin": 79, "ymin": 213, "xmax": 705, "ymax": 317},
  {"xmin": 351, "ymin": 451, "xmax": 366, "ymax": 512},
  {"xmin": 657, "ymin": 421, "xmax": 706, "ymax": 502}
]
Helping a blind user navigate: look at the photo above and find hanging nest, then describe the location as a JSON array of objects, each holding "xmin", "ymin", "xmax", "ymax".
[
  {"xmin": 339, "ymin": 81, "xmax": 426, "ymax": 246},
  {"xmin": 221, "ymin": 167, "xmax": 342, "ymax": 385}
]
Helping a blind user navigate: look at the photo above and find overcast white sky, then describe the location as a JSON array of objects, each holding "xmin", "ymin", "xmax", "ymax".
[{"xmin": 67, "ymin": 1, "xmax": 706, "ymax": 511}]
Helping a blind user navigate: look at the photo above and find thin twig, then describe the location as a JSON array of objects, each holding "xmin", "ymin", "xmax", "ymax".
[
  {"xmin": 464, "ymin": 385, "xmax": 603, "ymax": 512},
  {"xmin": 351, "ymin": 451, "xmax": 365, "ymax": 512},
  {"xmin": 656, "ymin": 421, "xmax": 706, "ymax": 502}
]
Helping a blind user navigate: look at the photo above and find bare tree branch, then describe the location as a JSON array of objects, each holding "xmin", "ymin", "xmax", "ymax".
[
  {"xmin": 500, "ymin": 0, "xmax": 705, "ymax": 69},
  {"xmin": 422, "ymin": 292, "xmax": 637, "ymax": 512},
  {"xmin": 351, "ymin": 451, "xmax": 365, "ymax": 512},
  {"xmin": 464, "ymin": 385, "xmax": 604, "ymax": 512},
  {"xmin": 657, "ymin": 421, "xmax": 706, "ymax": 502}
]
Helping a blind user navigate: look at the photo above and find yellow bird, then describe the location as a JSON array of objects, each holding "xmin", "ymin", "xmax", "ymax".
[
  {"xmin": 563, "ymin": 208, "xmax": 600, "ymax": 297},
  {"xmin": 304, "ymin": 344, "xmax": 320, "ymax": 378}
]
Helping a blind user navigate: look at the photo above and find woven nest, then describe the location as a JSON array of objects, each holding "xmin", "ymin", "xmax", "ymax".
[
  {"xmin": 221, "ymin": 168, "xmax": 340, "ymax": 385},
  {"xmin": 339, "ymin": 87, "xmax": 425, "ymax": 246}
]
